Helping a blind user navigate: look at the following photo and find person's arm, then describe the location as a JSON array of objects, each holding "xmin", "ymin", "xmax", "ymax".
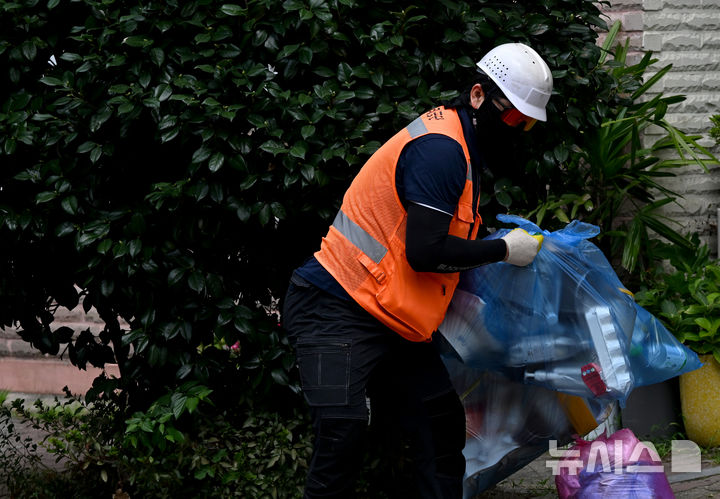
[
  {"xmin": 405, "ymin": 203, "xmax": 542, "ymax": 272},
  {"xmin": 399, "ymin": 135, "xmax": 540, "ymax": 272},
  {"xmin": 405, "ymin": 202, "xmax": 506, "ymax": 272}
]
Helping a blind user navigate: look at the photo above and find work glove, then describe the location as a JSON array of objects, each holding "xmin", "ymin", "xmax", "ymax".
[{"xmin": 500, "ymin": 228, "xmax": 543, "ymax": 266}]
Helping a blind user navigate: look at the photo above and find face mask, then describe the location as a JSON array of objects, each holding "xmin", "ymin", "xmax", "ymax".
[
  {"xmin": 473, "ymin": 93, "xmax": 537, "ymax": 133},
  {"xmin": 471, "ymin": 96, "xmax": 504, "ymax": 134},
  {"xmin": 472, "ymin": 98, "xmax": 523, "ymax": 172},
  {"xmin": 500, "ymin": 108, "xmax": 537, "ymax": 131}
]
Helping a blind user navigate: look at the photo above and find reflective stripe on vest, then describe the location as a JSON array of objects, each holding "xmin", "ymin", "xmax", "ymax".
[
  {"xmin": 332, "ymin": 210, "xmax": 388, "ymax": 265},
  {"xmin": 407, "ymin": 116, "xmax": 429, "ymax": 138}
]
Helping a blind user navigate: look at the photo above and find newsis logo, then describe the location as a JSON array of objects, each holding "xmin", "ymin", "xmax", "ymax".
[{"xmin": 545, "ymin": 439, "xmax": 702, "ymax": 475}]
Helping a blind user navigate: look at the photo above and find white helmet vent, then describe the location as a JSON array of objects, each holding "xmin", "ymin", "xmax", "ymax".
[{"xmin": 486, "ymin": 55, "xmax": 509, "ymax": 82}]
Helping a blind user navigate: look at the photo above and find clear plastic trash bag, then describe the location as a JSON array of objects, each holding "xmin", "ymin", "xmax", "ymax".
[
  {"xmin": 629, "ymin": 303, "xmax": 702, "ymax": 387},
  {"xmin": 554, "ymin": 428, "xmax": 674, "ymax": 498},
  {"xmin": 437, "ymin": 337, "xmax": 615, "ymax": 499},
  {"xmin": 439, "ymin": 215, "xmax": 701, "ymax": 405},
  {"xmin": 440, "ymin": 215, "xmax": 637, "ymax": 403}
]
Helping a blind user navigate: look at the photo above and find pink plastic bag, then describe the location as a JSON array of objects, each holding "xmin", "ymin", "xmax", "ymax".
[{"xmin": 555, "ymin": 428, "xmax": 674, "ymax": 498}]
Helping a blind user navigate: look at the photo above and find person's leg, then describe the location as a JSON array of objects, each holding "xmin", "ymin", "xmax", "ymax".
[
  {"xmin": 369, "ymin": 337, "xmax": 466, "ymax": 499},
  {"xmin": 293, "ymin": 335, "xmax": 368, "ymax": 498},
  {"xmin": 303, "ymin": 410, "xmax": 368, "ymax": 497},
  {"xmin": 422, "ymin": 389, "xmax": 466, "ymax": 498},
  {"xmin": 283, "ymin": 274, "xmax": 392, "ymax": 498}
]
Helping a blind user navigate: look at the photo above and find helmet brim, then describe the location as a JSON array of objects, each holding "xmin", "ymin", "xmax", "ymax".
[{"xmin": 505, "ymin": 92, "xmax": 548, "ymax": 122}]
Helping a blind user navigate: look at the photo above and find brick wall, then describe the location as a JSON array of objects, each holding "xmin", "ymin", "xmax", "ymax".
[
  {"xmin": 603, "ymin": 0, "xmax": 645, "ymax": 51},
  {"xmin": 605, "ymin": 0, "xmax": 720, "ymax": 253},
  {"xmin": 0, "ymin": 305, "xmax": 104, "ymax": 359},
  {"xmin": 0, "ymin": 305, "xmax": 117, "ymax": 395},
  {"xmin": 644, "ymin": 0, "xmax": 720, "ymax": 252}
]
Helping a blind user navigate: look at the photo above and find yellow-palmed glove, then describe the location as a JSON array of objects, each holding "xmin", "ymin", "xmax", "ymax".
[{"xmin": 501, "ymin": 228, "xmax": 544, "ymax": 266}]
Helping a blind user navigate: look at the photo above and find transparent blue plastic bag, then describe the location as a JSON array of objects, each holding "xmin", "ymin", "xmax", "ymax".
[
  {"xmin": 629, "ymin": 303, "xmax": 702, "ymax": 386},
  {"xmin": 437, "ymin": 215, "xmax": 701, "ymax": 497},
  {"xmin": 441, "ymin": 215, "xmax": 637, "ymax": 403},
  {"xmin": 436, "ymin": 337, "xmax": 615, "ymax": 499},
  {"xmin": 440, "ymin": 215, "xmax": 701, "ymax": 405}
]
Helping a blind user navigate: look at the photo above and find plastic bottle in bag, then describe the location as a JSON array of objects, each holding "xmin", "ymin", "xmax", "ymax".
[
  {"xmin": 524, "ymin": 362, "xmax": 592, "ymax": 396},
  {"xmin": 507, "ymin": 335, "xmax": 586, "ymax": 366}
]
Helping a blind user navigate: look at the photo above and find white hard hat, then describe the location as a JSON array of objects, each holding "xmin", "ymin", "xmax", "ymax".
[{"xmin": 477, "ymin": 43, "xmax": 553, "ymax": 122}]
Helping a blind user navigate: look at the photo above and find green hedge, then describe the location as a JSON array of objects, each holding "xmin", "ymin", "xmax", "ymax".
[
  {"xmin": 0, "ymin": 392, "xmax": 313, "ymax": 497},
  {"xmin": 0, "ymin": 0, "xmax": 614, "ymax": 410}
]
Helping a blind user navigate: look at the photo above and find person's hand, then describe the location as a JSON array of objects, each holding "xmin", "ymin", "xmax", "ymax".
[{"xmin": 500, "ymin": 228, "xmax": 543, "ymax": 266}]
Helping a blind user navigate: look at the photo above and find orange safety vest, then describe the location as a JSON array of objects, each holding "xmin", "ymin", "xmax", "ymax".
[{"xmin": 315, "ymin": 106, "xmax": 482, "ymax": 342}]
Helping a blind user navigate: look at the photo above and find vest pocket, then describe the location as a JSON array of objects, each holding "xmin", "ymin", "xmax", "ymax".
[
  {"xmin": 374, "ymin": 240, "xmax": 456, "ymax": 340},
  {"xmin": 457, "ymin": 201, "xmax": 474, "ymax": 222}
]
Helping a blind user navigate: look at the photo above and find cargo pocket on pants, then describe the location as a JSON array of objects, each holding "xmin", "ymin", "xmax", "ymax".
[{"xmin": 296, "ymin": 340, "xmax": 351, "ymax": 407}]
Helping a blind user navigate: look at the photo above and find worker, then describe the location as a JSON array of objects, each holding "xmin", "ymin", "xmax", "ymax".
[{"xmin": 282, "ymin": 43, "xmax": 553, "ymax": 498}]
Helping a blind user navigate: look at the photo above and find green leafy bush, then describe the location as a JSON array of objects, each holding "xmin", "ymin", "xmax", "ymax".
[
  {"xmin": 0, "ymin": 394, "xmax": 107, "ymax": 498},
  {"xmin": 0, "ymin": 392, "xmax": 52, "ymax": 497},
  {"xmin": 0, "ymin": 0, "xmax": 618, "ymax": 410},
  {"xmin": 1, "ymin": 392, "xmax": 312, "ymax": 498},
  {"xmin": 636, "ymin": 240, "xmax": 720, "ymax": 364}
]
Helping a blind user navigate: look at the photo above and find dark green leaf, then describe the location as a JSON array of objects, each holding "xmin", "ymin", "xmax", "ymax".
[
  {"xmin": 168, "ymin": 268, "xmax": 186, "ymax": 286},
  {"xmin": 298, "ymin": 46, "xmax": 313, "ymax": 64},
  {"xmin": 101, "ymin": 280, "xmax": 114, "ymax": 297},
  {"xmin": 39, "ymin": 76, "xmax": 63, "ymax": 86},
  {"xmin": 301, "ymin": 125, "xmax": 315, "ymax": 139},
  {"xmin": 290, "ymin": 142, "xmax": 307, "ymax": 159},
  {"xmin": 258, "ymin": 204, "xmax": 271, "ymax": 226},
  {"xmin": 97, "ymin": 239, "xmax": 113, "ymax": 254},
  {"xmin": 260, "ymin": 140, "xmax": 287, "ymax": 155},
  {"xmin": 150, "ymin": 47, "xmax": 165, "ymax": 66},
  {"xmin": 208, "ymin": 152, "xmax": 225, "ymax": 172},
  {"xmin": 220, "ymin": 4, "xmax": 245, "ymax": 16},
  {"xmin": 90, "ymin": 146, "xmax": 103, "ymax": 163},
  {"xmin": 188, "ymin": 272, "xmax": 205, "ymax": 293},
  {"xmin": 77, "ymin": 141, "xmax": 97, "ymax": 153},
  {"xmin": 271, "ymin": 369, "xmax": 289, "ymax": 386},
  {"xmin": 55, "ymin": 222, "xmax": 75, "ymax": 238},
  {"xmin": 61, "ymin": 196, "xmax": 79, "ymax": 215},
  {"xmin": 123, "ymin": 36, "xmax": 153, "ymax": 48},
  {"xmin": 496, "ymin": 191, "xmax": 512, "ymax": 208},
  {"xmin": 176, "ymin": 364, "xmax": 192, "ymax": 379},
  {"xmin": 36, "ymin": 191, "xmax": 57, "ymax": 203},
  {"xmin": 171, "ymin": 393, "xmax": 187, "ymax": 418},
  {"xmin": 192, "ymin": 146, "xmax": 212, "ymax": 163},
  {"xmin": 129, "ymin": 239, "xmax": 142, "ymax": 258},
  {"xmin": 277, "ymin": 43, "xmax": 299, "ymax": 59}
]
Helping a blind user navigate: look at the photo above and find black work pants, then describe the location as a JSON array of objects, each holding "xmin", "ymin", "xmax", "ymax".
[{"xmin": 283, "ymin": 273, "xmax": 466, "ymax": 499}]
